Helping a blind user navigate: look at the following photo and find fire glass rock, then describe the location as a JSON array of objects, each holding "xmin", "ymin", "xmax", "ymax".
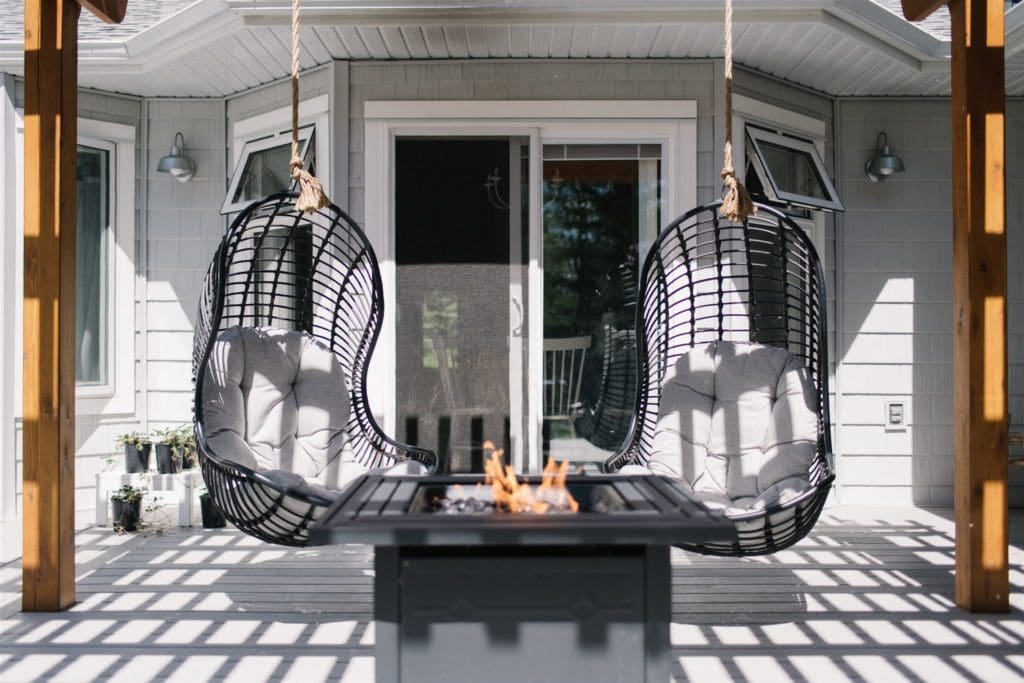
[{"xmin": 428, "ymin": 496, "xmax": 494, "ymax": 514}]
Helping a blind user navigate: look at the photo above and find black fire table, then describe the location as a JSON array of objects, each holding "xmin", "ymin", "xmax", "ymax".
[{"xmin": 310, "ymin": 473, "xmax": 737, "ymax": 683}]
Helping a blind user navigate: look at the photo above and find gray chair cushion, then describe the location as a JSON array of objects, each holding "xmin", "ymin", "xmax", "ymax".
[
  {"xmin": 650, "ymin": 340, "xmax": 818, "ymax": 514},
  {"xmin": 202, "ymin": 326, "xmax": 360, "ymax": 496}
]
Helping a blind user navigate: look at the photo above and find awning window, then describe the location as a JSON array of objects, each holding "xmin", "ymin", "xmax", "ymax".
[
  {"xmin": 744, "ymin": 126, "xmax": 843, "ymax": 212},
  {"xmin": 222, "ymin": 126, "xmax": 315, "ymax": 215}
]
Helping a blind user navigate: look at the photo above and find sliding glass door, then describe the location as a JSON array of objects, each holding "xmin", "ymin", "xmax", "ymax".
[{"xmin": 389, "ymin": 130, "xmax": 668, "ymax": 474}]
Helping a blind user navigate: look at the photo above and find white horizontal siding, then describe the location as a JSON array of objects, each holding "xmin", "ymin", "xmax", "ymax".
[
  {"xmin": 145, "ymin": 99, "xmax": 226, "ymax": 432},
  {"xmin": 838, "ymin": 98, "xmax": 1024, "ymax": 507}
]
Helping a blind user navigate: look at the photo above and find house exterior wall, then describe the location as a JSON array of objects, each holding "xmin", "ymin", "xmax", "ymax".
[
  {"xmin": 225, "ymin": 66, "xmax": 332, "ymax": 163},
  {"xmin": 72, "ymin": 90, "xmax": 146, "ymax": 520},
  {"xmin": 144, "ymin": 99, "xmax": 226, "ymax": 439},
  {"xmin": 1, "ymin": 82, "xmax": 146, "ymax": 551},
  {"xmin": 732, "ymin": 70, "xmax": 840, "ymax": 496},
  {"xmin": 836, "ymin": 98, "xmax": 1024, "ymax": 506},
  {"xmin": 346, "ymin": 60, "xmax": 717, "ymax": 223},
  {"xmin": 143, "ymin": 68, "xmax": 339, "ymax": 430},
  {"xmin": 2, "ymin": 60, "xmax": 1021, "ymax": 547}
]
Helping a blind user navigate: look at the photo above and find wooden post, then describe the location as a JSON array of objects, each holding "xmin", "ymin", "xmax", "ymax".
[
  {"xmin": 950, "ymin": 0, "xmax": 1009, "ymax": 612},
  {"xmin": 22, "ymin": 0, "xmax": 80, "ymax": 611},
  {"xmin": 900, "ymin": 0, "xmax": 949, "ymax": 20}
]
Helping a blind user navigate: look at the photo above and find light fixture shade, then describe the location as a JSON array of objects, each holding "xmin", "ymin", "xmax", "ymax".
[
  {"xmin": 157, "ymin": 132, "xmax": 196, "ymax": 182},
  {"xmin": 864, "ymin": 132, "xmax": 905, "ymax": 182}
]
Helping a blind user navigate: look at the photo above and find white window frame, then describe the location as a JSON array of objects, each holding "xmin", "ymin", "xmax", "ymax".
[
  {"xmin": 1, "ymin": 87, "xmax": 22, "ymax": 528},
  {"xmin": 12, "ymin": 118, "xmax": 137, "ymax": 414},
  {"xmin": 76, "ymin": 119, "xmax": 136, "ymax": 414},
  {"xmin": 745, "ymin": 125, "xmax": 844, "ymax": 212},
  {"xmin": 731, "ymin": 95, "xmax": 831, "ymax": 266},
  {"xmin": 226, "ymin": 94, "xmax": 330, "ymax": 215},
  {"xmin": 364, "ymin": 100, "xmax": 697, "ymax": 471},
  {"xmin": 221, "ymin": 125, "xmax": 315, "ymax": 215}
]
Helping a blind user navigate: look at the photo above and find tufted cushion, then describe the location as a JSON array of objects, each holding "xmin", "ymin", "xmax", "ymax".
[
  {"xmin": 202, "ymin": 327, "xmax": 362, "ymax": 497},
  {"xmin": 650, "ymin": 340, "xmax": 818, "ymax": 514}
]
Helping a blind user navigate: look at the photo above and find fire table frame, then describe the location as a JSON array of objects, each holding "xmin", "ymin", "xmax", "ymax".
[{"xmin": 310, "ymin": 473, "xmax": 737, "ymax": 682}]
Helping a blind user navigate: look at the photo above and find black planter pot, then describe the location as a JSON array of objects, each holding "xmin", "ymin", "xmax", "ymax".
[
  {"xmin": 178, "ymin": 446, "xmax": 197, "ymax": 471},
  {"xmin": 123, "ymin": 444, "xmax": 152, "ymax": 473},
  {"xmin": 155, "ymin": 444, "xmax": 178, "ymax": 474},
  {"xmin": 111, "ymin": 498, "xmax": 142, "ymax": 531},
  {"xmin": 200, "ymin": 495, "xmax": 226, "ymax": 529}
]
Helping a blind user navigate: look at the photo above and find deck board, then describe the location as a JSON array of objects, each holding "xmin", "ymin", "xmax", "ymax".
[{"xmin": 1, "ymin": 506, "xmax": 1022, "ymax": 682}]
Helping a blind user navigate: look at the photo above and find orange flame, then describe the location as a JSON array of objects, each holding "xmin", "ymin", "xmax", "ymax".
[{"xmin": 482, "ymin": 441, "xmax": 579, "ymax": 514}]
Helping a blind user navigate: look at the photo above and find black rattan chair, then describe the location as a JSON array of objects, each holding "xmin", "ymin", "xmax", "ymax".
[
  {"xmin": 193, "ymin": 192, "xmax": 437, "ymax": 546},
  {"xmin": 604, "ymin": 200, "xmax": 834, "ymax": 555}
]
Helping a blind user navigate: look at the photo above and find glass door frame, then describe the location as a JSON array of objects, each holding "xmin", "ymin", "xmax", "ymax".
[{"xmin": 364, "ymin": 101, "xmax": 697, "ymax": 473}]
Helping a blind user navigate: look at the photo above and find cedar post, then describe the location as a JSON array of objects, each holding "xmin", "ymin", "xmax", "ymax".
[
  {"xmin": 949, "ymin": 0, "xmax": 1008, "ymax": 613},
  {"xmin": 902, "ymin": 0, "xmax": 1009, "ymax": 612},
  {"xmin": 22, "ymin": 0, "xmax": 81, "ymax": 611},
  {"xmin": 22, "ymin": 0, "xmax": 126, "ymax": 613}
]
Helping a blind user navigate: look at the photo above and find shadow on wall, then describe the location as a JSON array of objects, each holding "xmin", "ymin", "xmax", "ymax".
[{"xmin": 837, "ymin": 106, "xmax": 1024, "ymax": 508}]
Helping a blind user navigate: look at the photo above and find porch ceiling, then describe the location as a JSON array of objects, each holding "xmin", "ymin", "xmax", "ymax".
[{"xmin": 1, "ymin": 0, "xmax": 1023, "ymax": 98}]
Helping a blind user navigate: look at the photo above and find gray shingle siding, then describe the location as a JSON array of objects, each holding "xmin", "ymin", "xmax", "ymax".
[
  {"xmin": 836, "ymin": 98, "xmax": 1024, "ymax": 506},
  {"xmin": 873, "ymin": 0, "xmax": 951, "ymax": 41},
  {"xmin": 0, "ymin": 0, "xmax": 196, "ymax": 41}
]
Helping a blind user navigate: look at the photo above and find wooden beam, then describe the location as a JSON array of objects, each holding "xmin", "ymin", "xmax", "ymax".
[
  {"xmin": 76, "ymin": 0, "xmax": 126, "ymax": 23},
  {"xmin": 950, "ymin": 0, "xmax": 1009, "ymax": 613},
  {"xmin": 22, "ymin": 0, "xmax": 79, "ymax": 612},
  {"xmin": 901, "ymin": 0, "xmax": 948, "ymax": 21}
]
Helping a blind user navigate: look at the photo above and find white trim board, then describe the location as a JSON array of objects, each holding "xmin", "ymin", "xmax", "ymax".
[
  {"xmin": 732, "ymin": 94, "xmax": 826, "ymax": 138},
  {"xmin": 232, "ymin": 94, "xmax": 330, "ymax": 142},
  {"xmin": 366, "ymin": 100, "xmax": 697, "ymax": 120}
]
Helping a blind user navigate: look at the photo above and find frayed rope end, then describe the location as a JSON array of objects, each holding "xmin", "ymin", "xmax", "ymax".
[
  {"xmin": 291, "ymin": 159, "xmax": 330, "ymax": 214},
  {"xmin": 720, "ymin": 167, "xmax": 756, "ymax": 224}
]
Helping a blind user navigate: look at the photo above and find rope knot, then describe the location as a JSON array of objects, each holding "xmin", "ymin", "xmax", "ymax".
[
  {"xmin": 290, "ymin": 155, "xmax": 329, "ymax": 214},
  {"xmin": 720, "ymin": 164, "xmax": 755, "ymax": 224}
]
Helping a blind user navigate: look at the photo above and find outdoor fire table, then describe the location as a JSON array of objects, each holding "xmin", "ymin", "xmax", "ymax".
[{"xmin": 310, "ymin": 472, "xmax": 736, "ymax": 682}]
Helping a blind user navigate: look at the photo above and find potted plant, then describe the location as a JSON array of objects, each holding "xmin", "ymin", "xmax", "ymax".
[
  {"xmin": 197, "ymin": 488, "xmax": 226, "ymax": 529},
  {"xmin": 152, "ymin": 427, "xmax": 179, "ymax": 474},
  {"xmin": 110, "ymin": 484, "xmax": 146, "ymax": 532},
  {"xmin": 115, "ymin": 431, "xmax": 151, "ymax": 473},
  {"xmin": 175, "ymin": 424, "xmax": 198, "ymax": 470}
]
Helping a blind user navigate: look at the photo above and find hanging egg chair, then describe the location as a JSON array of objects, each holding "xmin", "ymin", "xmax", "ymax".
[
  {"xmin": 193, "ymin": 192, "xmax": 437, "ymax": 546},
  {"xmin": 604, "ymin": 200, "xmax": 834, "ymax": 555}
]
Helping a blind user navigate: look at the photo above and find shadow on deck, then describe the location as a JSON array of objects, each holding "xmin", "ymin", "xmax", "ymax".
[{"xmin": 1, "ymin": 506, "xmax": 1022, "ymax": 682}]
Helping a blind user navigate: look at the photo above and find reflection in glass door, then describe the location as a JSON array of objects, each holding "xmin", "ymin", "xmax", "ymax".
[
  {"xmin": 395, "ymin": 138, "xmax": 526, "ymax": 473},
  {"xmin": 394, "ymin": 137, "xmax": 661, "ymax": 473},
  {"xmin": 542, "ymin": 144, "xmax": 662, "ymax": 466}
]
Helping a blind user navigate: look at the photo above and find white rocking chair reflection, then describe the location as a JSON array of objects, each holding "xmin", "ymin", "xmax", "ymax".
[{"xmin": 543, "ymin": 336, "xmax": 591, "ymax": 439}]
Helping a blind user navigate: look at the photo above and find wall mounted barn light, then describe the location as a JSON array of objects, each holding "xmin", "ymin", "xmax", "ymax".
[
  {"xmin": 157, "ymin": 132, "xmax": 196, "ymax": 182},
  {"xmin": 864, "ymin": 132, "xmax": 905, "ymax": 182}
]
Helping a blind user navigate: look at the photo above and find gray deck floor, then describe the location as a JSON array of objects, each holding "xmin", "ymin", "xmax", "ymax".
[{"xmin": 1, "ymin": 506, "xmax": 1023, "ymax": 682}]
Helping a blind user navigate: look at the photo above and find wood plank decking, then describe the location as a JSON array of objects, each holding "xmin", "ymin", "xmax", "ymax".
[{"xmin": 1, "ymin": 506, "xmax": 1022, "ymax": 682}]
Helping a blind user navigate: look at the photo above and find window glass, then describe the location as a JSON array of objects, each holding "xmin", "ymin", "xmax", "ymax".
[
  {"xmin": 231, "ymin": 141, "xmax": 294, "ymax": 205},
  {"xmin": 745, "ymin": 126, "xmax": 843, "ymax": 212},
  {"xmin": 758, "ymin": 140, "xmax": 828, "ymax": 200},
  {"xmin": 542, "ymin": 145, "xmax": 661, "ymax": 464},
  {"xmin": 76, "ymin": 144, "xmax": 110, "ymax": 385},
  {"xmin": 222, "ymin": 128, "xmax": 314, "ymax": 214}
]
